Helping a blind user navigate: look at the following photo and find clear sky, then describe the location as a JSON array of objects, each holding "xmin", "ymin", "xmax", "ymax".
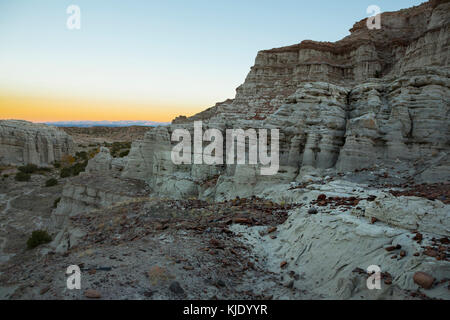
[{"xmin": 0, "ymin": 0, "xmax": 423, "ymax": 122}]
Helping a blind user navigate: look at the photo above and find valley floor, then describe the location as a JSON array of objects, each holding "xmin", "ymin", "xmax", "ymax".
[{"xmin": 0, "ymin": 165, "xmax": 448, "ymax": 300}]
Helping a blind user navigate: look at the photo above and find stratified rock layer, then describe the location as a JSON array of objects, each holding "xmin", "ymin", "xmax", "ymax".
[
  {"xmin": 123, "ymin": 0, "xmax": 449, "ymax": 199},
  {"xmin": 0, "ymin": 120, "xmax": 75, "ymax": 166}
]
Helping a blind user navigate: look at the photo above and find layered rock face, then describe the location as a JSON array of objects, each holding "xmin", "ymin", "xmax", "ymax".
[
  {"xmin": 123, "ymin": 0, "xmax": 450, "ymax": 199},
  {"xmin": 0, "ymin": 120, "xmax": 75, "ymax": 166},
  {"xmin": 336, "ymin": 68, "xmax": 449, "ymax": 171}
]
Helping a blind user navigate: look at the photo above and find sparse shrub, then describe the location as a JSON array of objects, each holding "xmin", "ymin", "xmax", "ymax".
[
  {"xmin": 18, "ymin": 164, "xmax": 51, "ymax": 175},
  {"xmin": 45, "ymin": 178, "xmax": 58, "ymax": 187},
  {"xmin": 88, "ymin": 148, "xmax": 100, "ymax": 159},
  {"xmin": 374, "ymin": 70, "xmax": 381, "ymax": 78},
  {"xmin": 75, "ymin": 151, "xmax": 88, "ymax": 161},
  {"xmin": 53, "ymin": 161, "xmax": 61, "ymax": 169},
  {"xmin": 60, "ymin": 160, "xmax": 88, "ymax": 178},
  {"xmin": 26, "ymin": 230, "xmax": 52, "ymax": 249},
  {"xmin": 53, "ymin": 197, "xmax": 61, "ymax": 208},
  {"xmin": 15, "ymin": 172, "xmax": 31, "ymax": 182},
  {"xmin": 108, "ymin": 142, "xmax": 132, "ymax": 157},
  {"xmin": 18, "ymin": 164, "xmax": 38, "ymax": 174},
  {"xmin": 60, "ymin": 167, "xmax": 72, "ymax": 178},
  {"xmin": 119, "ymin": 150, "xmax": 130, "ymax": 157},
  {"xmin": 61, "ymin": 154, "xmax": 76, "ymax": 167},
  {"xmin": 3, "ymin": 174, "xmax": 9, "ymax": 178},
  {"xmin": 72, "ymin": 160, "xmax": 88, "ymax": 176}
]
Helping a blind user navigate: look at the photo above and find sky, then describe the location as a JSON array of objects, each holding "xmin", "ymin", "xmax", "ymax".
[{"xmin": 0, "ymin": 0, "xmax": 423, "ymax": 122}]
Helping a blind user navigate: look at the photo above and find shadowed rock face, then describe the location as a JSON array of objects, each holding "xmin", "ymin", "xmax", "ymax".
[
  {"xmin": 0, "ymin": 120, "xmax": 75, "ymax": 166},
  {"xmin": 120, "ymin": 0, "xmax": 449, "ymax": 199}
]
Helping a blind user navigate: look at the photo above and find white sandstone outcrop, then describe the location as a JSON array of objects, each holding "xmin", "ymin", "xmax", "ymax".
[
  {"xmin": 85, "ymin": 147, "xmax": 113, "ymax": 173},
  {"xmin": 0, "ymin": 120, "xmax": 74, "ymax": 166},
  {"xmin": 232, "ymin": 178, "xmax": 450, "ymax": 299}
]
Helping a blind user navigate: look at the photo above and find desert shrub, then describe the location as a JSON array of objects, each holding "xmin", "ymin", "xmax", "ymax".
[
  {"xmin": 60, "ymin": 167, "xmax": 72, "ymax": 178},
  {"xmin": 60, "ymin": 160, "xmax": 88, "ymax": 178},
  {"xmin": 72, "ymin": 160, "xmax": 88, "ymax": 176},
  {"xmin": 18, "ymin": 164, "xmax": 38, "ymax": 174},
  {"xmin": 88, "ymin": 148, "xmax": 100, "ymax": 159},
  {"xmin": 53, "ymin": 197, "xmax": 61, "ymax": 208},
  {"xmin": 18, "ymin": 164, "xmax": 51, "ymax": 175},
  {"xmin": 15, "ymin": 172, "xmax": 31, "ymax": 182},
  {"xmin": 60, "ymin": 154, "xmax": 76, "ymax": 167},
  {"xmin": 110, "ymin": 142, "xmax": 132, "ymax": 157},
  {"xmin": 75, "ymin": 151, "xmax": 88, "ymax": 161},
  {"xmin": 119, "ymin": 150, "xmax": 130, "ymax": 157},
  {"xmin": 3, "ymin": 174, "xmax": 9, "ymax": 178},
  {"xmin": 26, "ymin": 230, "xmax": 52, "ymax": 249},
  {"xmin": 45, "ymin": 178, "xmax": 58, "ymax": 187},
  {"xmin": 374, "ymin": 70, "xmax": 381, "ymax": 78},
  {"xmin": 53, "ymin": 161, "xmax": 61, "ymax": 169}
]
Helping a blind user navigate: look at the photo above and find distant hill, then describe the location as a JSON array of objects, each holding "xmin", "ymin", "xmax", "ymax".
[{"xmin": 42, "ymin": 120, "xmax": 170, "ymax": 128}]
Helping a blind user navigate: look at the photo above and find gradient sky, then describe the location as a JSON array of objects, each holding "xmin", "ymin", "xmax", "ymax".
[{"xmin": 0, "ymin": 0, "xmax": 423, "ymax": 122}]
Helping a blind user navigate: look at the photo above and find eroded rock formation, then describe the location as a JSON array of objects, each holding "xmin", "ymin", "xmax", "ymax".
[
  {"xmin": 0, "ymin": 120, "xmax": 75, "ymax": 166},
  {"xmin": 123, "ymin": 0, "xmax": 450, "ymax": 199}
]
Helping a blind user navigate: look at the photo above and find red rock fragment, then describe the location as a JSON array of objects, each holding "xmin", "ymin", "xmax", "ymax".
[
  {"xmin": 267, "ymin": 227, "xmax": 277, "ymax": 234},
  {"xmin": 423, "ymin": 249, "xmax": 439, "ymax": 258},
  {"xmin": 280, "ymin": 261, "xmax": 288, "ymax": 269},
  {"xmin": 84, "ymin": 289, "xmax": 101, "ymax": 299},
  {"xmin": 40, "ymin": 286, "xmax": 51, "ymax": 295},
  {"xmin": 233, "ymin": 217, "xmax": 252, "ymax": 225},
  {"xmin": 413, "ymin": 232, "xmax": 423, "ymax": 242},
  {"xmin": 413, "ymin": 272, "xmax": 434, "ymax": 289}
]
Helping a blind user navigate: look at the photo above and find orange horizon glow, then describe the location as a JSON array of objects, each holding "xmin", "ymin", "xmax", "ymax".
[{"xmin": 0, "ymin": 91, "xmax": 208, "ymax": 123}]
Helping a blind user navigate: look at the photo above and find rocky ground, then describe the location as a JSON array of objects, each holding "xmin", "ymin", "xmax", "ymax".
[
  {"xmin": 0, "ymin": 163, "xmax": 448, "ymax": 300},
  {"xmin": 0, "ymin": 170, "xmax": 63, "ymax": 265}
]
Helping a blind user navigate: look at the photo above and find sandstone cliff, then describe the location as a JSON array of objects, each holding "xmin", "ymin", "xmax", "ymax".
[
  {"xmin": 0, "ymin": 120, "xmax": 75, "ymax": 167},
  {"xmin": 122, "ymin": 0, "xmax": 449, "ymax": 200}
]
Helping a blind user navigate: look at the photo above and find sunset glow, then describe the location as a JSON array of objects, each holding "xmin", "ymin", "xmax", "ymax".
[
  {"xmin": 0, "ymin": 0, "xmax": 423, "ymax": 123},
  {"xmin": 0, "ymin": 90, "xmax": 206, "ymax": 123}
]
